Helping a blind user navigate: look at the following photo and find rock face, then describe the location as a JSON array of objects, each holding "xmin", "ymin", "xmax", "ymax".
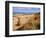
[{"xmin": 13, "ymin": 14, "xmax": 40, "ymax": 31}]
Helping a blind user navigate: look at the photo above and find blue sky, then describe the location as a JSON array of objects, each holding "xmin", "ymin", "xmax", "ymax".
[{"xmin": 13, "ymin": 7, "xmax": 40, "ymax": 14}]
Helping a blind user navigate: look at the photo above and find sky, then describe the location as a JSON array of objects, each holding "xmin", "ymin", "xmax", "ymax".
[{"xmin": 13, "ymin": 7, "xmax": 40, "ymax": 14}]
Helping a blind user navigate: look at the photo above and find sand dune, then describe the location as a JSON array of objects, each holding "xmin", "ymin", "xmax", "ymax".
[{"xmin": 13, "ymin": 14, "xmax": 40, "ymax": 31}]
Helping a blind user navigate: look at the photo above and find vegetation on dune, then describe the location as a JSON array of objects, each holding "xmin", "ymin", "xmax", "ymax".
[{"xmin": 13, "ymin": 13, "xmax": 40, "ymax": 31}]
